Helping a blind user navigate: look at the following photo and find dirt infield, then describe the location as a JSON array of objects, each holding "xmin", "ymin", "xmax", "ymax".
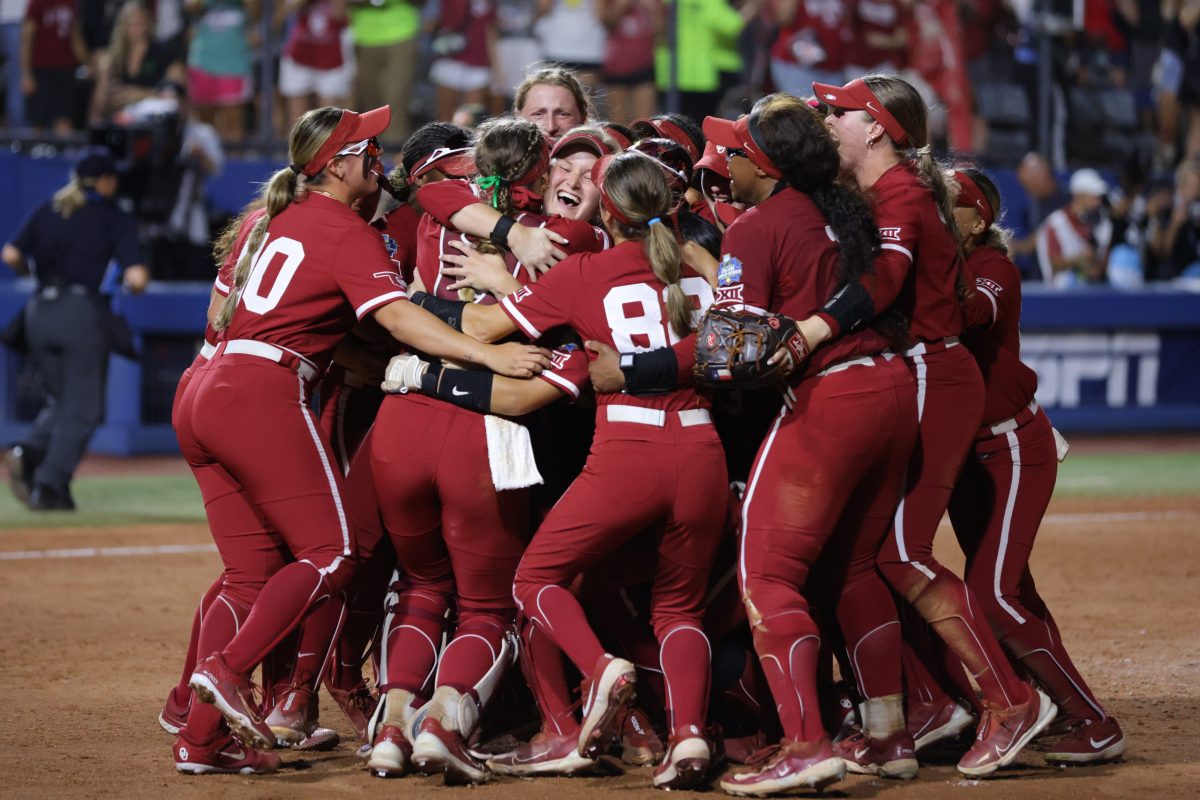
[{"xmin": 1, "ymin": 481, "xmax": 1198, "ymax": 796}]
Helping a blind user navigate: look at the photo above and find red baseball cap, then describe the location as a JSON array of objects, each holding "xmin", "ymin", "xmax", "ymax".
[
  {"xmin": 811, "ymin": 78, "xmax": 910, "ymax": 147},
  {"xmin": 551, "ymin": 129, "xmax": 614, "ymax": 160},
  {"xmin": 299, "ymin": 106, "xmax": 392, "ymax": 177},
  {"xmin": 695, "ymin": 140, "xmax": 730, "ymax": 179},
  {"xmin": 702, "ymin": 114, "xmax": 781, "ymax": 180},
  {"xmin": 410, "ymin": 146, "xmax": 476, "ymax": 181}
]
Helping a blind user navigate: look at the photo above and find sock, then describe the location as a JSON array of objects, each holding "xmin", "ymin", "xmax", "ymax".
[
  {"xmin": 1003, "ymin": 616, "xmax": 1105, "ymax": 722},
  {"xmin": 437, "ymin": 616, "xmax": 507, "ymax": 695},
  {"xmin": 520, "ymin": 618, "xmax": 579, "ymax": 736},
  {"xmin": 659, "ymin": 625, "xmax": 711, "ymax": 735},
  {"xmin": 516, "ymin": 583, "xmax": 605, "ymax": 673},
  {"xmin": 379, "ymin": 588, "xmax": 449, "ymax": 696},
  {"xmin": 753, "ymin": 615, "xmax": 823, "ymax": 743},
  {"xmin": 172, "ymin": 575, "xmax": 225, "ymax": 701},
  {"xmin": 222, "ymin": 561, "xmax": 328, "ymax": 675},
  {"xmin": 182, "ymin": 591, "xmax": 249, "ymax": 746}
]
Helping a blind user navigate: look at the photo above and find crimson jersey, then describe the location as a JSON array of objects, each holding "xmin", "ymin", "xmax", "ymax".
[
  {"xmin": 961, "ymin": 246, "xmax": 1038, "ymax": 426},
  {"xmin": 283, "ymin": 0, "xmax": 349, "ymax": 70},
  {"xmin": 536, "ymin": 342, "xmax": 591, "ymax": 401},
  {"xmin": 501, "ymin": 240, "xmax": 714, "ymax": 414},
  {"xmin": 715, "ymin": 187, "xmax": 891, "ymax": 377},
  {"xmin": 376, "ymin": 203, "xmax": 420, "ymax": 285},
  {"xmin": 850, "ymin": 0, "xmax": 909, "ymax": 68},
  {"xmin": 770, "ymin": 0, "xmax": 852, "ymax": 71},
  {"xmin": 222, "ymin": 193, "xmax": 408, "ymax": 367},
  {"xmin": 823, "ymin": 162, "xmax": 963, "ymax": 343}
]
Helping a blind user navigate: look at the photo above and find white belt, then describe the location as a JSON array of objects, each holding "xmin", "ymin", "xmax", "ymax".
[
  {"xmin": 199, "ymin": 342, "xmax": 217, "ymax": 360},
  {"xmin": 224, "ymin": 339, "xmax": 318, "ymax": 383},
  {"xmin": 816, "ymin": 353, "xmax": 892, "ymax": 378},
  {"xmin": 606, "ymin": 406, "xmax": 712, "ymax": 427},
  {"xmin": 904, "ymin": 336, "xmax": 960, "ymax": 357},
  {"xmin": 988, "ymin": 399, "xmax": 1039, "ymax": 436}
]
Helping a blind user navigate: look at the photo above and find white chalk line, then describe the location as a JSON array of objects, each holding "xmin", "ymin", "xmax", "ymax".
[{"xmin": 0, "ymin": 543, "xmax": 217, "ymax": 561}]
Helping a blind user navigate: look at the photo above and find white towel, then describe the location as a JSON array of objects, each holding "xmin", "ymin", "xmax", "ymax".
[{"xmin": 484, "ymin": 415, "xmax": 544, "ymax": 490}]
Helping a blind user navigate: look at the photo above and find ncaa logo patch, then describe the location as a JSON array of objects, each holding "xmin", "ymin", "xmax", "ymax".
[
  {"xmin": 381, "ymin": 233, "xmax": 399, "ymax": 258},
  {"xmin": 717, "ymin": 255, "xmax": 743, "ymax": 286}
]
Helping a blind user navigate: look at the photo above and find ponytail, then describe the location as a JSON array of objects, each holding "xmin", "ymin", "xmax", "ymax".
[{"xmin": 647, "ymin": 219, "xmax": 690, "ymax": 338}]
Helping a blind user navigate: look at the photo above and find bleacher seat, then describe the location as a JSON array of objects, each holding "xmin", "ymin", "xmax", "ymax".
[{"xmin": 975, "ymin": 82, "xmax": 1032, "ymax": 127}]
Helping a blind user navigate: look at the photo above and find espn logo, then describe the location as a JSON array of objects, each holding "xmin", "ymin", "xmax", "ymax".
[{"xmin": 879, "ymin": 227, "xmax": 902, "ymax": 241}]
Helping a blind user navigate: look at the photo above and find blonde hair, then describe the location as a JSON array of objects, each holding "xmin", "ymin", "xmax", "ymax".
[
  {"xmin": 52, "ymin": 177, "xmax": 93, "ymax": 219},
  {"xmin": 106, "ymin": 1, "xmax": 151, "ymax": 82},
  {"xmin": 213, "ymin": 107, "xmax": 342, "ymax": 330},
  {"xmin": 513, "ymin": 66, "xmax": 592, "ymax": 121},
  {"xmin": 602, "ymin": 153, "xmax": 690, "ymax": 338}
]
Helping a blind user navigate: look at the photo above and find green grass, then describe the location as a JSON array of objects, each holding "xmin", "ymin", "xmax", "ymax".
[
  {"xmin": 0, "ymin": 473, "xmax": 205, "ymax": 528},
  {"xmin": 0, "ymin": 450, "xmax": 1196, "ymax": 529},
  {"xmin": 1056, "ymin": 452, "xmax": 1200, "ymax": 497}
]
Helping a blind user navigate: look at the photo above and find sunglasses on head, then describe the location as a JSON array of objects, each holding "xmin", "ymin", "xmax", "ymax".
[
  {"xmin": 725, "ymin": 147, "xmax": 748, "ymax": 161},
  {"xmin": 337, "ymin": 138, "xmax": 383, "ymax": 158}
]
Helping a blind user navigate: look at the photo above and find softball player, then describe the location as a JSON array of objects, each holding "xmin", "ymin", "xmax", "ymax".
[
  {"xmin": 808, "ymin": 76, "xmax": 1056, "ymax": 776},
  {"xmin": 701, "ymin": 95, "xmax": 917, "ymax": 796},
  {"xmin": 174, "ymin": 105, "xmax": 549, "ymax": 773},
  {"xmin": 427, "ymin": 151, "xmax": 725, "ymax": 790},
  {"xmin": 946, "ymin": 169, "xmax": 1125, "ymax": 764}
]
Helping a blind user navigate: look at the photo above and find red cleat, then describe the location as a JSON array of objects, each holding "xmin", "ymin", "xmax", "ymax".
[
  {"xmin": 366, "ymin": 723, "xmax": 412, "ymax": 778},
  {"xmin": 173, "ymin": 734, "xmax": 281, "ymax": 775},
  {"xmin": 1043, "ymin": 716, "xmax": 1126, "ymax": 764},
  {"xmin": 834, "ymin": 729, "xmax": 918, "ymax": 779},
  {"xmin": 652, "ymin": 729, "xmax": 710, "ymax": 790},
  {"xmin": 159, "ymin": 687, "xmax": 190, "ymax": 735},
  {"xmin": 958, "ymin": 686, "xmax": 1057, "ymax": 777},
  {"xmin": 188, "ymin": 654, "xmax": 275, "ymax": 751},
  {"xmin": 617, "ymin": 706, "xmax": 664, "ymax": 765},
  {"xmin": 486, "ymin": 729, "xmax": 598, "ymax": 776},
  {"xmin": 719, "ymin": 737, "xmax": 845, "ymax": 797},
  {"xmin": 578, "ymin": 655, "xmax": 636, "ymax": 759},
  {"xmin": 412, "ymin": 716, "xmax": 488, "ymax": 784},
  {"xmin": 907, "ymin": 697, "xmax": 974, "ymax": 752}
]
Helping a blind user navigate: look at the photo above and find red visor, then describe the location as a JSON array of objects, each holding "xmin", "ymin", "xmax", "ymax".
[
  {"xmin": 811, "ymin": 78, "xmax": 910, "ymax": 148},
  {"xmin": 632, "ymin": 117, "xmax": 700, "ymax": 163},
  {"xmin": 602, "ymin": 125, "xmax": 632, "ymax": 150},
  {"xmin": 411, "ymin": 146, "xmax": 476, "ymax": 181},
  {"xmin": 300, "ymin": 106, "xmax": 391, "ymax": 177},
  {"xmin": 702, "ymin": 114, "xmax": 781, "ymax": 180},
  {"xmin": 953, "ymin": 171, "xmax": 995, "ymax": 228},
  {"xmin": 551, "ymin": 130, "xmax": 614, "ymax": 160}
]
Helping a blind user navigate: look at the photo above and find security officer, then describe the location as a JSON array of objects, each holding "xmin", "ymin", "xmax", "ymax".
[{"xmin": 1, "ymin": 148, "xmax": 149, "ymax": 510}]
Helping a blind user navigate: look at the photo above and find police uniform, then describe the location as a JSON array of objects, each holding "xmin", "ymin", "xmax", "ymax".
[{"xmin": 6, "ymin": 151, "xmax": 144, "ymax": 509}]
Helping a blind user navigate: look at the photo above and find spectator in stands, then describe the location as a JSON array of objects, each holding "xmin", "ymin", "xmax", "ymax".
[
  {"xmin": 348, "ymin": 0, "xmax": 419, "ymax": 145},
  {"xmin": 2, "ymin": 0, "xmax": 30, "ymax": 129},
  {"xmin": 533, "ymin": 0, "xmax": 607, "ymax": 89},
  {"xmin": 429, "ymin": 0, "xmax": 497, "ymax": 123},
  {"xmin": 1155, "ymin": 0, "xmax": 1200, "ymax": 168},
  {"xmin": 514, "ymin": 65, "xmax": 589, "ymax": 138},
  {"xmin": 21, "ymin": 0, "xmax": 87, "ymax": 134},
  {"xmin": 90, "ymin": 1, "xmax": 185, "ymax": 122},
  {"xmin": 1009, "ymin": 151, "xmax": 1070, "ymax": 279},
  {"xmin": 491, "ymin": 0, "xmax": 539, "ymax": 114},
  {"xmin": 1037, "ymin": 167, "xmax": 1113, "ymax": 286},
  {"xmin": 1149, "ymin": 157, "xmax": 1200, "ymax": 277},
  {"xmin": 846, "ymin": 0, "xmax": 908, "ymax": 76},
  {"xmin": 279, "ymin": 0, "xmax": 354, "ymax": 123},
  {"xmin": 768, "ymin": 0, "xmax": 849, "ymax": 99},
  {"xmin": 185, "ymin": 0, "xmax": 257, "ymax": 141},
  {"xmin": 657, "ymin": 0, "xmax": 759, "ymax": 122},
  {"xmin": 152, "ymin": 0, "xmax": 187, "ymax": 61},
  {"xmin": 599, "ymin": 0, "xmax": 658, "ymax": 123}
]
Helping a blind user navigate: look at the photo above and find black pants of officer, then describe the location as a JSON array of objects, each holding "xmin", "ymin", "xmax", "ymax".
[{"xmin": 20, "ymin": 288, "xmax": 111, "ymax": 494}]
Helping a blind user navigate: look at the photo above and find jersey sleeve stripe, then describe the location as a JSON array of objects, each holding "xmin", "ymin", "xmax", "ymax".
[
  {"xmin": 356, "ymin": 291, "xmax": 408, "ymax": 319},
  {"xmin": 499, "ymin": 295, "xmax": 543, "ymax": 338},
  {"xmin": 977, "ymin": 286, "xmax": 999, "ymax": 326},
  {"xmin": 880, "ymin": 242, "xmax": 914, "ymax": 262},
  {"xmin": 214, "ymin": 275, "xmax": 231, "ymax": 294},
  {"xmin": 537, "ymin": 369, "xmax": 581, "ymax": 399}
]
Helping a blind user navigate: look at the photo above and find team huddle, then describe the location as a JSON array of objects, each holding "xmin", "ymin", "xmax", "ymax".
[{"xmin": 159, "ymin": 66, "xmax": 1126, "ymax": 795}]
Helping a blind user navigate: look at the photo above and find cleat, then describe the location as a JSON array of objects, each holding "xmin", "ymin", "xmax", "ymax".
[
  {"xmin": 834, "ymin": 729, "xmax": 918, "ymax": 779},
  {"xmin": 652, "ymin": 730, "xmax": 710, "ymax": 790},
  {"xmin": 327, "ymin": 680, "xmax": 377, "ymax": 742},
  {"xmin": 908, "ymin": 697, "xmax": 975, "ymax": 752},
  {"xmin": 618, "ymin": 706, "xmax": 664, "ymax": 765},
  {"xmin": 189, "ymin": 654, "xmax": 275, "ymax": 750},
  {"xmin": 1043, "ymin": 716, "xmax": 1126, "ymax": 764},
  {"xmin": 725, "ymin": 729, "xmax": 769, "ymax": 765},
  {"xmin": 295, "ymin": 727, "xmax": 341, "ymax": 752},
  {"xmin": 159, "ymin": 687, "xmax": 190, "ymax": 735},
  {"xmin": 719, "ymin": 737, "xmax": 845, "ymax": 797},
  {"xmin": 4, "ymin": 447, "xmax": 34, "ymax": 505},
  {"xmin": 173, "ymin": 734, "xmax": 281, "ymax": 775},
  {"xmin": 412, "ymin": 717, "xmax": 488, "ymax": 784},
  {"xmin": 958, "ymin": 686, "xmax": 1057, "ymax": 777},
  {"xmin": 265, "ymin": 687, "xmax": 317, "ymax": 747},
  {"xmin": 367, "ymin": 723, "xmax": 412, "ymax": 777},
  {"xmin": 578, "ymin": 655, "xmax": 636, "ymax": 759},
  {"xmin": 487, "ymin": 729, "xmax": 599, "ymax": 776}
]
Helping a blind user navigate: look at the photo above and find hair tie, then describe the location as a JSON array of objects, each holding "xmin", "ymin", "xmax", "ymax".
[
  {"xmin": 288, "ymin": 163, "xmax": 303, "ymax": 174},
  {"xmin": 475, "ymin": 175, "xmax": 509, "ymax": 208},
  {"xmin": 648, "ymin": 217, "xmax": 663, "ymax": 227}
]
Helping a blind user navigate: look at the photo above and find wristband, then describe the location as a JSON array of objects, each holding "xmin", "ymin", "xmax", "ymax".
[
  {"xmin": 410, "ymin": 290, "xmax": 467, "ymax": 331},
  {"xmin": 620, "ymin": 347, "xmax": 679, "ymax": 395},
  {"xmin": 422, "ymin": 367, "xmax": 494, "ymax": 414},
  {"xmin": 821, "ymin": 281, "xmax": 876, "ymax": 335},
  {"xmin": 489, "ymin": 215, "xmax": 517, "ymax": 247}
]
